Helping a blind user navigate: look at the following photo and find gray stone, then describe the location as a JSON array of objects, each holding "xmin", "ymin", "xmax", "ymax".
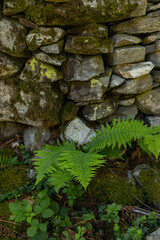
[
  {"xmin": 0, "ymin": 18, "xmax": 28, "ymax": 57},
  {"xmin": 151, "ymin": 70, "xmax": 160, "ymax": 83},
  {"xmin": 119, "ymin": 97, "xmax": 135, "ymax": 106},
  {"xmin": 18, "ymin": 17, "xmax": 38, "ymax": 29},
  {"xmin": 62, "ymin": 117, "xmax": 96, "ymax": 146},
  {"xmin": 20, "ymin": 57, "xmax": 63, "ymax": 83},
  {"xmin": 26, "ymin": 27, "xmax": 66, "ymax": 51},
  {"xmin": 146, "ymin": 51, "xmax": 160, "ymax": 68},
  {"xmin": 145, "ymin": 40, "xmax": 160, "ymax": 54},
  {"xmin": 109, "ymin": 74, "xmax": 125, "ymax": 88},
  {"xmin": 23, "ymin": 126, "xmax": 51, "ymax": 151},
  {"xmin": 34, "ymin": 51, "xmax": 66, "ymax": 66},
  {"xmin": 99, "ymin": 105, "xmax": 138, "ymax": 123},
  {"xmin": 82, "ymin": 96, "xmax": 118, "ymax": 121},
  {"xmin": 146, "ymin": 228, "xmax": 160, "ymax": 240},
  {"xmin": 3, "ymin": 0, "xmax": 35, "ymax": 15},
  {"xmin": 64, "ymin": 55, "xmax": 104, "ymax": 82},
  {"xmin": 111, "ymin": 10, "xmax": 160, "ymax": 34},
  {"xmin": 143, "ymin": 32, "xmax": 160, "ymax": 45},
  {"xmin": 136, "ymin": 88, "xmax": 160, "ymax": 115},
  {"xmin": 0, "ymin": 52, "xmax": 21, "ymax": 78},
  {"xmin": 40, "ymin": 40, "xmax": 64, "ymax": 54},
  {"xmin": 147, "ymin": 3, "xmax": 160, "ymax": 12},
  {"xmin": 145, "ymin": 116, "xmax": 160, "ymax": 126},
  {"xmin": 112, "ymin": 74, "xmax": 153, "ymax": 95},
  {"xmin": 65, "ymin": 36, "xmax": 114, "ymax": 55},
  {"xmin": 132, "ymin": 164, "xmax": 153, "ymax": 186},
  {"xmin": 0, "ymin": 122, "xmax": 25, "ymax": 138},
  {"xmin": 111, "ymin": 34, "xmax": 142, "ymax": 47},
  {"xmin": 68, "ymin": 69, "xmax": 112, "ymax": 103},
  {"xmin": 108, "ymin": 46, "xmax": 145, "ymax": 65},
  {"xmin": 114, "ymin": 62, "xmax": 154, "ymax": 79}
]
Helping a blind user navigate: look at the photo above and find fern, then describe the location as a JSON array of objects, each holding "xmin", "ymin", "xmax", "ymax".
[
  {"xmin": 0, "ymin": 148, "xmax": 18, "ymax": 168},
  {"xmin": 143, "ymin": 134, "xmax": 160, "ymax": 158}
]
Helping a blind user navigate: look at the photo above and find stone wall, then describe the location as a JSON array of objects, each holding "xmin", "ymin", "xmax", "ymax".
[{"xmin": 1, "ymin": 0, "xmax": 160, "ymax": 150}]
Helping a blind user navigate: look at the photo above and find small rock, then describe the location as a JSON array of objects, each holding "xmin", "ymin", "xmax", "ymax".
[
  {"xmin": 147, "ymin": 51, "xmax": 160, "ymax": 68},
  {"xmin": 145, "ymin": 116, "xmax": 160, "ymax": 126},
  {"xmin": 151, "ymin": 70, "xmax": 160, "ymax": 83},
  {"xmin": 109, "ymin": 74, "xmax": 125, "ymax": 88},
  {"xmin": 3, "ymin": 0, "xmax": 35, "ymax": 15},
  {"xmin": 0, "ymin": 122, "xmax": 24, "ymax": 138},
  {"xmin": 111, "ymin": 34, "xmax": 142, "ymax": 47},
  {"xmin": 147, "ymin": 3, "xmax": 160, "ymax": 12},
  {"xmin": 146, "ymin": 228, "xmax": 160, "ymax": 240},
  {"xmin": 34, "ymin": 51, "xmax": 66, "ymax": 66},
  {"xmin": 145, "ymin": 40, "xmax": 160, "ymax": 54},
  {"xmin": 143, "ymin": 32, "xmax": 160, "ymax": 45},
  {"xmin": 114, "ymin": 62, "xmax": 155, "ymax": 79},
  {"xmin": 119, "ymin": 97, "xmax": 135, "ymax": 106},
  {"xmin": 40, "ymin": 40, "xmax": 64, "ymax": 54},
  {"xmin": 18, "ymin": 17, "xmax": 38, "ymax": 29},
  {"xmin": 62, "ymin": 117, "xmax": 96, "ymax": 145}
]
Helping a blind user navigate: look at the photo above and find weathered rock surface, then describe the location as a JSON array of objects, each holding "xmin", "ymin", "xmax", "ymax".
[
  {"xmin": 64, "ymin": 55, "xmax": 104, "ymax": 82},
  {"xmin": 100, "ymin": 105, "xmax": 138, "ymax": 122},
  {"xmin": 23, "ymin": 126, "xmax": 51, "ymax": 151},
  {"xmin": 111, "ymin": 10, "xmax": 160, "ymax": 34},
  {"xmin": 109, "ymin": 74, "xmax": 125, "ymax": 88},
  {"xmin": 119, "ymin": 97, "xmax": 135, "ymax": 106},
  {"xmin": 143, "ymin": 32, "xmax": 160, "ymax": 45},
  {"xmin": 0, "ymin": 80, "xmax": 63, "ymax": 127},
  {"xmin": 61, "ymin": 101, "xmax": 78, "ymax": 124},
  {"xmin": 26, "ymin": 27, "xmax": 66, "ymax": 51},
  {"xmin": 40, "ymin": 40, "xmax": 64, "ymax": 54},
  {"xmin": 112, "ymin": 74, "xmax": 153, "ymax": 95},
  {"xmin": 146, "ymin": 228, "xmax": 160, "ymax": 240},
  {"xmin": 0, "ymin": 122, "xmax": 25, "ymax": 138},
  {"xmin": 82, "ymin": 96, "xmax": 118, "ymax": 121},
  {"xmin": 0, "ymin": 52, "xmax": 21, "ymax": 78},
  {"xmin": 108, "ymin": 46, "xmax": 145, "ymax": 65},
  {"xmin": 62, "ymin": 117, "xmax": 96, "ymax": 145},
  {"xmin": 3, "ymin": 0, "xmax": 35, "ymax": 15},
  {"xmin": 146, "ymin": 51, "xmax": 160, "ymax": 68},
  {"xmin": 65, "ymin": 36, "xmax": 113, "ymax": 55},
  {"xmin": 136, "ymin": 88, "xmax": 160, "ymax": 115},
  {"xmin": 111, "ymin": 34, "xmax": 142, "ymax": 47},
  {"xmin": 34, "ymin": 51, "xmax": 66, "ymax": 66},
  {"xmin": 0, "ymin": 18, "xmax": 28, "ymax": 57},
  {"xmin": 145, "ymin": 40, "xmax": 160, "ymax": 54},
  {"xmin": 114, "ymin": 62, "xmax": 154, "ymax": 79},
  {"xmin": 25, "ymin": 0, "xmax": 147, "ymax": 26},
  {"xmin": 151, "ymin": 70, "xmax": 160, "ymax": 83},
  {"xmin": 145, "ymin": 116, "xmax": 160, "ymax": 126},
  {"xmin": 20, "ymin": 57, "xmax": 63, "ymax": 82},
  {"xmin": 68, "ymin": 69, "xmax": 112, "ymax": 103},
  {"xmin": 147, "ymin": 3, "xmax": 160, "ymax": 12}
]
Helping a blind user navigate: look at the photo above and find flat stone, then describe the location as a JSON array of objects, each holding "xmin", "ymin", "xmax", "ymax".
[
  {"xmin": 64, "ymin": 55, "xmax": 104, "ymax": 82},
  {"xmin": 147, "ymin": 3, "xmax": 160, "ymax": 12},
  {"xmin": 111, "ymin": 10, "xmax": 160, "ymax": 34},
  {"xmin": 26, "ymin": 27, "xmax": 66, "ymax": 51},
  {"xmin": 3, "ymin": 0, "xmax": 35, "ymax": 15},
  {"xmin": 143, "ymin": 32, "xmax": 160, "ymax": 45},
  {"xmin": 111, "ymin": 34, "xmax": 142, "ymax": 47},
  {"xmin": 0, "ymin": 18, "xmax": 28, "ymax": 57},
  {"xmin": 99, "ymin": 105, "xmax": 138, "ymax": 123},
  {"xmin": 0, "ymin": 122, "xmax": 25, "ymax": 138},
  {"xmin": 62, "ymin": 117, "xmax": 96, "ymax": 146},
  {"xmin": 136, "ymin": 88, "xmax": 160, "ymax": 115},
  {"xmin": 18, "ymin": 17, "xmax": 38, "ymax": 29},
  {"xmin": 146, "ymin": 228, "xmax": 160, "ymax": 240},
  {"xmin": 20, "ymin": 57, "xmax": 63, "ymax": 82},
  {"xmin": 109, "ymin": 74, "xmax": 125, "ymax": 88},
  {"xmin": 34, "ymin": 51, "xmax": 66, "ymax": 66},
  {"xmin": 114, "ymin": 62, "xmax": 155, "ymax": 79},
  {"xmin": 119, "ymin": 97, "xmax": 135, "ymax": 106},
  {"xmin": 23, "ymin": 126, "xmax": 51, "ymax": 151},
  {"xmin": 82, "ymin": 96, "xmax": 118, "ymax": 121},
  {"xmin": 145, "ymin": 116, "xmax": 160, "ymax": 126},
  {"xmin": 112, "ymin": 74, "xmax": 153, "ymax": 95},
  {"xmin": 0, "ymin": 80, "xmax": 63, "ymax": 127},
  {"xmin": 145, "ymin": 40, "xmax": 160, "ymax": 54},
  {"xmin": 151, "ymin": 70, "xmax": 160, "ymax": 83},
  {"xmin": 108, "ymin": 46, "xmax": 145, "ymax": 65},
  {"xmin": 40, "ymin": 40, "xmax": 64, "ymax": 54},
  {"xmin": 68, "ymin": 69, "xmax": 112, "ymax": 103},
  {"xmin": 65, "ymin": 36, "xmax": 113, "ymax": 55},
  {"xmin": 0, "ymin": 52, "xmax": 21, "ymax": 78},
  {"xmin": 146, "ymin": 51, "xmax": 160, "ymax": 68}
]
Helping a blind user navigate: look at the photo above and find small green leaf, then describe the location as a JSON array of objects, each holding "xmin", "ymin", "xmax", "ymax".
[
  {"xmin": 49, "ymin": 201, "xmax": 59, "ymax": 214},
  {"xmin": 33, "ymin": 205, "xmax": 42, "ymax": 214},
  {"xmin": 39, "ymin": 223, "xmax": 47, "ymax": 232},
  {"xmin": 32, "ymin": 231, "xmax": 48, "ymax": 240},
  {"xmin": 40, "ymin": 196, "xmax": 50, "ymax": 209},
  {"xmin": 82, "ymin": 214, "xmax": 95, "ymax": 221},
  {"xmin": 27, "ymin": 225, "xmax": 38, "ymax": 237},
  {"xmin": 31, "ymin": 219, "xmax": 39, "ymax": 226},
  {"xmin": 42, "ymin": 209, "xmax": 54, "ymax": 218}
]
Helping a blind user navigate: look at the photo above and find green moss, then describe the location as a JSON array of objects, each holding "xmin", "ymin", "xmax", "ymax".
[{"xmin": 60, "ymin": 101, "xmax": 78, "ymax": 124}]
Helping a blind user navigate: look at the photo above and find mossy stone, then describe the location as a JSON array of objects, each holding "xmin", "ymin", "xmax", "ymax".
[
  {"xmin": 3, "ymin": 0, "xmax": 28, "ymax": 16},
  {"xmin": 61, "ymin": 101, "xmax": 79, "ymax": 124}
]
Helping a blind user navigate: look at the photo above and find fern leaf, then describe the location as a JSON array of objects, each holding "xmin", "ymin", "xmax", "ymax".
[
  {"xmin": 99, "ymin": 146, "xmax": 124, "ymax": 160},
  {"xmin": 58, "ymin": 150, "xmax": 105, "ymax": 189},
  {"xmin": 143, "ymin": 134, "xmax": 160, "ymax": 158},
  {"xmin": 33, "ymin": 141, "xmax": 76, "ymax": 185},
  {"xmin": 138, "ymin": 139, "xmax": 152, "ymax": 157},
  {"xmin": 48, "ymin": 169, "xmax": 73, "ymax": 193}
]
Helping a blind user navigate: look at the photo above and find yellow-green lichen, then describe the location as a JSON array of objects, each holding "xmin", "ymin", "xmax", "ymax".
[{"xmin": 91, "ymin": 79, "xmax": 102, "ymax": 87}]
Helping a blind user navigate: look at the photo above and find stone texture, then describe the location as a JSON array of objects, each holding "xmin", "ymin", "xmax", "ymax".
[
  {"xmin": 114, "ymin": 62, "xmax": 154, "ymax": 79},
  {"xmin": 146, "ymin": 51, "xmax": 160, "ymax": 68},
  {"xmin": 23, "ymin": 126, "xmax": 51, "ymax": 151},
  {"xmin": 64, "ymin": 55, "xmax": 104, "ymax": 82},
  {"xmin": 0, "ymin": 80, "xmax": 63, "ymax": 127},
  {"xmin": 100, "ymin": 105, "xmax": 138, "ymax": 123},
  {"xmin": 20, "ymin": 57, "xmax": 63, "ymax": 82},
  {"xmin": 151, "ymin": 70, "xmax": 160, "ymax": 83},
  {"xmin": 61, "ymin": 101, "xmax": 79, "ymax": 124},
  {"xmin": 0, "ymin": 18, "xmax": 28, "ymax": 57},
  {"xmin": 82, "ymin": 96, "xmax": 118, "ymax": 121},
  {"xmin": 112, "ymin": 74, "xmax": 153, "ymax": 95},
  {"xmin": 147, "ymin": 3, "xmax": 160, "ymax": 12},
  {"xmin": 108, "ymin": 46, "xmax": 145, "ymax": 65},
  {"xmin": 143, "ymin": 32, "xmax": 160, "ymax": 45},
  {"xmin": 34, "ymin": 51, "xmax": 66, "ymax": 66},
  {"xmin": 26, "ymin": 27, "xmax": 66, "ymax": 51},
  {"xmin": 65, "ymin": 36, "xmax": 113, "ymax": 55},
  {"xmin": 109, "ymin": 74, "xmax": 125, "ymax": 88},
  {"xmin": 68, "ymin": 69, "xmax": 112, "ymax": 103},
  {"xmin": 62, "ymin": 117, "xmax": 96, "ymax": 145},
  {"xmin": 111, "ymin": 10, "xmax": 160, "ymax": 34},
  {"xmin": 119, "ymin": 97, "xmax": 135, "ymax": 106},
  {"xmin": 3, "ymin": 0, "xmax": 35, "ymax": 15},
  {"xmin": 145, "ymin": 116, "xmax": 160, "ymax": 126},
  {"xmin": 0, "ymin": 52, "xmax": 21, "ymax": 78},
  {"xmin": 40, "ymin": 40, "xmax": 64, "ymax": 54},
  {"xmin": 111, "ymin": 34, "xmax": 142, "ymax": 47},
  {"xmin": 0, "ymin": 122, "xmax": 25, "ymax": 138},
  {"xmin": 18, "ymin": 17, "xmax": 38, "ymax": 29},
  {"xmin": 136, "ymin": 88, "xmax": 160, "ymax": 115},
  {"xmin": 146, "ymin": 228, "xmax": 160, "ymax": 240},
  {"xmin": 145, "ymin": 40, "xmax": 160, "ymax": 54}
]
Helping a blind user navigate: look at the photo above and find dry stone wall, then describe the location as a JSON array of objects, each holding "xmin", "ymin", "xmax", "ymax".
[{"xmin": 1, "ymin": 0, "xmax": 160, "ymax": 149}]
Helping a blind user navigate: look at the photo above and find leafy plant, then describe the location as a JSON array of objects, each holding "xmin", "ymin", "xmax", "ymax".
[{"xmin": 0, "ymin": 147, "xmax": 19, "ymax": 169}]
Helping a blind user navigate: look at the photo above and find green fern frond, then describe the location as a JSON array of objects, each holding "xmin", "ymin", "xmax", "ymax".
[
  {"xmin": 0, "ymin": 148, "xmax": 18, "ymax": 168},
  {"xmin": 33, "ymin": 141, "xmax": 76, "ymax": 185},
  {"xmin": 58, "ymin": 150, "xmax": 105, "ymax": 189},
  {"xmin": 143, "ymin": 134, "xmax": 160, "ymax": 158},
  {"xmin": 138, "ymin": 139, "xmax": 152, "ymax": 157}
]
